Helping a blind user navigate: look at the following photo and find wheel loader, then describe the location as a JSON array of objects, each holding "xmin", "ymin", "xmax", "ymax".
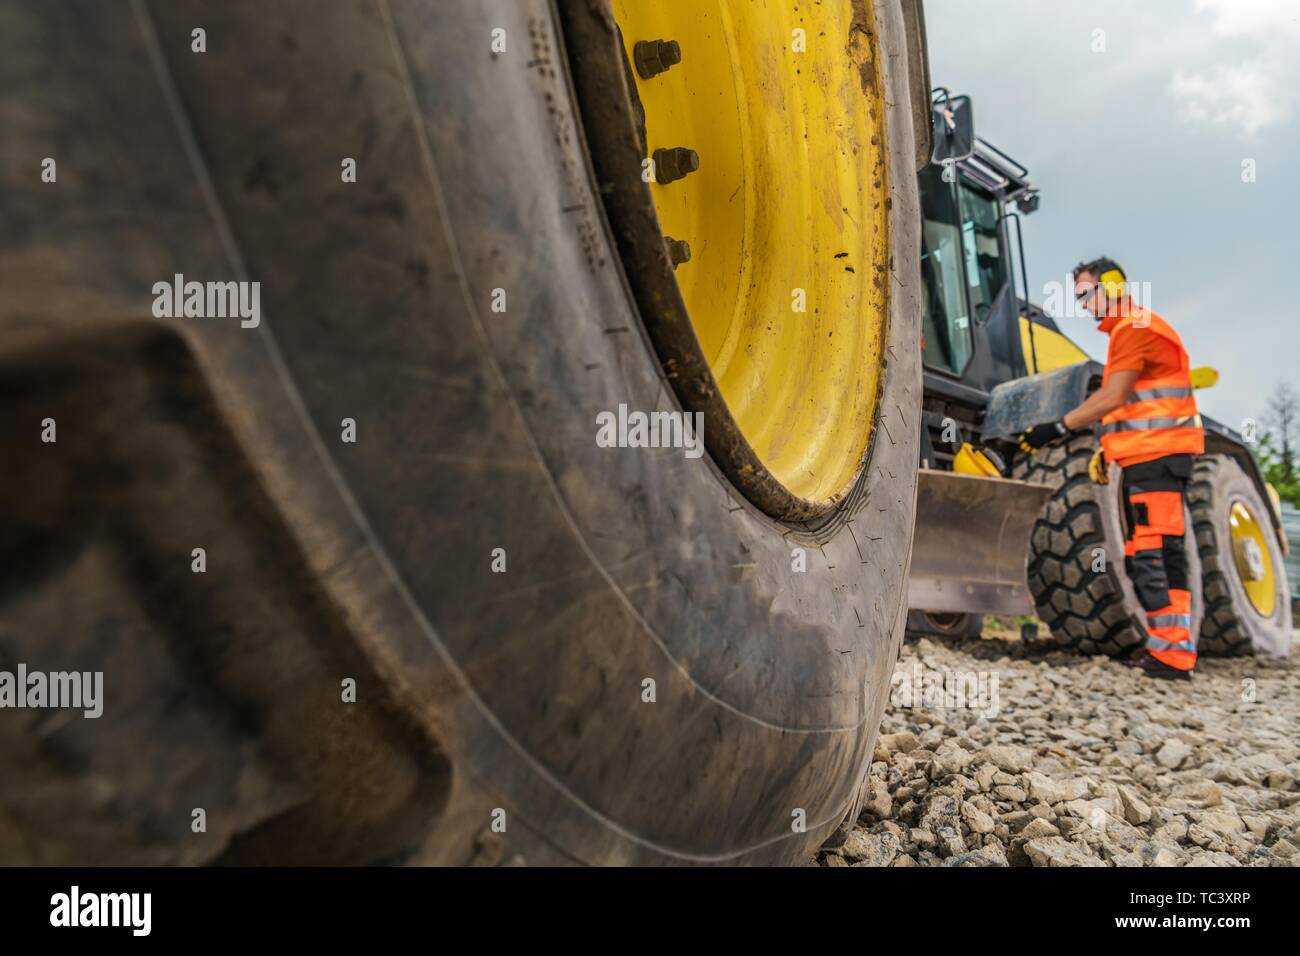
[
  {"xmin": 905, "ymin": 93, "xmax": 1294, "ymax": 663},
  {"xmin": 0, "ymin": 0, "xmax": 1287, "ymax": 871}
]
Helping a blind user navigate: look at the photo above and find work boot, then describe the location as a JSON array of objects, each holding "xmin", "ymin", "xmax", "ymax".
[{"xmin": 1123, "ymin": 650, "xmax": 1192, "ymax": 681}]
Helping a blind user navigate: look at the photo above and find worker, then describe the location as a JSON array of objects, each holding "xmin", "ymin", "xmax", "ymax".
[{"xmin": 1017, "ymin": 258, "xmax": 1204, "ymax": 680}]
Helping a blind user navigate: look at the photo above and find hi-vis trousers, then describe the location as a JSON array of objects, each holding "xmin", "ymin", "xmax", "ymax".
[{"xmin": 1120, "ymin": 453, "xmax": 1196, "ymax": 670}]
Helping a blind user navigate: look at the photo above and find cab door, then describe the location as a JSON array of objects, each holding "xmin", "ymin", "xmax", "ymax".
[{"xmin": 918, "ymin": 164, "xmax": 975, "ymax": 377}]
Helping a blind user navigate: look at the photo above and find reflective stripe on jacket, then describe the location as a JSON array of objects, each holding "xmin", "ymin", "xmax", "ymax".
[{"xmin": 1099, "ymin": 307, "xmax": 1205, "ymax": 466}]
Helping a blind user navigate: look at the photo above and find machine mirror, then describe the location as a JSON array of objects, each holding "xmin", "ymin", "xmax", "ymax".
[{"xmin": 932, "ymin": 93, "xmax": 975, "ymax": 165}]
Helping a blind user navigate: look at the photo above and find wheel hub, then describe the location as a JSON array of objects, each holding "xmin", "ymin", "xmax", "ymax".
[
  {"xmin": 1229, "ymin": 499, "xmax": 1276, "ymax": 616},
  {"xmin": 605, "ymin": 0, "xmax": 892, "ymax": 515}
]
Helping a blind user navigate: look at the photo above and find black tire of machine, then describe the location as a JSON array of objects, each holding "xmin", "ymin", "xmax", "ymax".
[
  {"xmin": 0, "ymin": 1, "xmax": 923, "ymax": 864},
  {"xmin": 1011, "ymin": 432, "xmax": 1203, "ymax": 658},
  {"xmin": 905, "ymin": 610, "xmax": 984, "ymax": 641},
  {"xmin": 1189, "ymin": 455, "xmax": 1293, "ymax": 657}
]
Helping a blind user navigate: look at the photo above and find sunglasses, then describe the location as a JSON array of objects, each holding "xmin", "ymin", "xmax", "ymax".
[{"xmin": 1075, "ymin": 285, "xmax": 1097, "ymax": 303}]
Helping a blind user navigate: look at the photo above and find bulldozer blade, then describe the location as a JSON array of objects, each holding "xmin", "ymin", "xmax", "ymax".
[{"xmin": 908, "ymin": 470, "xmax": 1054, "ymax": 616}]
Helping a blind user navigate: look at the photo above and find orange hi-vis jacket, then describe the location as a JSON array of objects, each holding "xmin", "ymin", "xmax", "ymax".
[{"xmin": 1098, "ymin": 305, "xmax": 1204, "ymax": 467}]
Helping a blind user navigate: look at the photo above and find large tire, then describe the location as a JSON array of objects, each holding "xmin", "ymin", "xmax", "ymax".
[
  {"xmin": 1011, "ymin": 432, "xmax": 1202, "ymax": 657},
  {"xmin": 0, "ymin": 1, "xmax": 922, "ymax": 864},
  {"xmin": 1189, "ymin": 455, "xmax": 1293, "ymax": 657}
]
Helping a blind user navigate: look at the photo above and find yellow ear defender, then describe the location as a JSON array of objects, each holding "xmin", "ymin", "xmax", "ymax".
[{"xmin": 1098, "ymin": 268, "xmax": 1126, "ymax": 300}]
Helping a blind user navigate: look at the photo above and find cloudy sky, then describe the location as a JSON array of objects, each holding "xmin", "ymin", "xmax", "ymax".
[{"xmin": 926, "ymin": 0, "xmax": 1300, "ymax": 434}]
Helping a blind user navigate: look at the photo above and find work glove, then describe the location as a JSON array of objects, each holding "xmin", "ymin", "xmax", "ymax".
[
  {"xmin": 1088, "ymin": 448, "xmax": 1109, "ymax": 485},
  {"xmin": 1017, "ymin": 420, "xmax": 1067, "ymax": 455}
]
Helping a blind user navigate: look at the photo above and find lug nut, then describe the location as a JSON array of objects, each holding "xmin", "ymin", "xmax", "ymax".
[
  {"xmin": 653, "ymin": 147, "xmax": 699, "ymax": 185},
  {"xmin": 665, "ymin": 237, "xmax": 691, "ymax": 267},
  {"xmin": 634, "ymin": 39, "xmax": 682, "ymax": 79}
]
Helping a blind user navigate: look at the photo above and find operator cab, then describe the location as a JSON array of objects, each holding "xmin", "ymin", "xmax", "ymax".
[
  {"xmin": 917, "ymin": 91, "xmax": 1088, "ymax": 469},
  {"xmin": 921, "ymin": 90, "xmax": 1053, "ymax": 393}
]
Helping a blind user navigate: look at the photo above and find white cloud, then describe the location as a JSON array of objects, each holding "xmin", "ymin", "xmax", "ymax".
[
  {"xmin": 1171, "ymin": 0, "xmax": 1300, "ymax": 135},
  {"xmin": 1171, "ymin": 59, "xmax": 1285, "ymax": 134},
  {"xmin": 1193, "ymin": 0, "xmax": 1300, "ymax": 39}
]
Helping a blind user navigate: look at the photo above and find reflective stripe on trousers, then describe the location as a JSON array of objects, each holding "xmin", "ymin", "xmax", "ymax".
[{"xmin": 1147, "ymin": 634, "xmax": 1197, "ymax": 653}]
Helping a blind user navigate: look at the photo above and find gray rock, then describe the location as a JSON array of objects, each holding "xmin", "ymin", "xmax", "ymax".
[
  {"xmin": 1057, "ymin": 817, "xmax": 1087, "ymax": 838},
  {"xmin": 919, "ymin": 727, "xmax": 946, "ymax": 751},
  {"xmin": 1241, "ymin": 814, "xmax": 1270, "ymax": 840},
  {"xmin": 1024, "ymin": 837, "xmax": 1106, "ymax": 867},
  {"xmin": 1020, "ymin": 817, "xmax": 1060, "ymax": 839},
  {"xmin": 1170, "ymin": 780, "xmax": 1223, "ymax": 807},
  {"xmin": 919, "ymin": 792, "xmax": 961, "ymax": 833},
  {"xmin": 933, "ymin": 746, "xmax": 974, "ymax": 777},
  {"xmin": 1156, "ymin": 739, "xmax": 1192, "ymax": 770},
  {"xmin": 980, "ymin": 744, "xmax": 1034, "ymax": 774},
  {"xmin": 1154, "ymin": 817, "xmax": 1189, "ymax": 844},
  {"xmin": 961, "ymin": 802, "xmax": 996, "ymax": 835},
  {"xmin": 1187, "ymin": 824, "xmax": 1224, "ymax": 851},
  {"xmin": 843, "ymin": 830, "xmax": 901, "ymax": 866},
  {"xmin": 1000, "ymin": 811, "xmax": 1032, "ymax": 830},
  {"xmin": 863, "ymin": 781, "xmax": 893, "ymax": 820},
  {"xmin": 1266, "ymin": 768, "xmax": 1295, "ymax": 791},
  {"xmin": 1195, "ymin": 809, "xmax": 1245, "ymax": 838},
  {"xmin": 1026, "ymin": 772, "xmax": 1089, "ymax": 805},
  {"xmin": 1117, "ymin": 785, "xmax": 1152, "ymax": 825},
  {"xmin": 944, "ymin": 843, "xmax": 1009, "ymax": 867},
  {"xmin": 1218, "ymin": 752, "xmax": 1282, "ymax": 786},
  {"xmin": 1192, "ymin": 850, "xmax": 1242, "ymax": 867},
  {"xmin": 875, "ymin": 732, "xmax": 920, "ymax": 759},
  {"xmin": 1151, "ymin": 846, "xmax": 1183, "ymax": 867},
  {"xmin": 935, "ymin": 825, "xmax": 967, "ymax": 858},
  {"xmin": 1266, "ymin": 837, "xmax": 1298, "ymax": 861}
]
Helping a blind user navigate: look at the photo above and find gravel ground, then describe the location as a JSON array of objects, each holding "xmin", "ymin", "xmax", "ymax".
[{"xmin": 817, "ymin": 618, "xmax": 1300, "ymax": 867}]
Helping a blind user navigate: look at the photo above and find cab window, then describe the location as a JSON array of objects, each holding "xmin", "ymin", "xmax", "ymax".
[
  {"xmin": 919, "ymin": 165, "xmax": 973, "ymax": 376},
  {"xmin": 959, "ymin": 184, "xmax": 1008, "ymax": 323}
]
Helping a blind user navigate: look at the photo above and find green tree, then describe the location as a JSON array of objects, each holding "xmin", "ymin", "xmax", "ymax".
[
  {"xmin": 1264, "ymin": 382, "xmax": 1298, "ymax": 486},
  {"xmin": 1246, "ymin": 383, "xmax": 1300, "ymax": 507},
  {"xmin": 1255, "ymin": 432, "xmax": 1300, "ymax": 507},
  {"xmin": 1253, "ymin": 382, "xmax": 1300, "ymax": 509},
  {"xmin": 1255, "ymin": 382, "xmax": 1300, "ymax": 508}
]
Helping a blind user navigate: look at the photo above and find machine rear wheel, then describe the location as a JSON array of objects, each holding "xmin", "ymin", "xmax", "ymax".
[
  {"xmin": 1012, "ymin": 433, "xmax": 1203, "ymax": 658},
  {"xmin": 1189, "ymin": 455, "xmax": 1293, "ymax": 657}
]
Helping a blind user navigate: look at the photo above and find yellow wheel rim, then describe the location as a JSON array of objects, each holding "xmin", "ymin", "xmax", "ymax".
[
  {"xmin": 610, "ymin": 0, "xmax": 891, "ymax": 507},
  {"xmin": 1229, "ymin": 499, "xmax": 1276, "ymax": 616}
]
